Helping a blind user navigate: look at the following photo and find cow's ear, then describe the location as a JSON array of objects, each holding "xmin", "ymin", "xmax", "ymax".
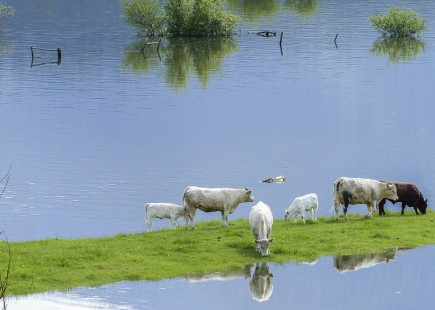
[
  {"xmin": 255, "ymin": 240, "xmax": 260, "ymax": 244},
  {"xmin": 269, "ymin": 238, "xmax": 274, "ymax": 243},
  {"xmin": 244, "ymin": 187, "xmax": 251, "ymax": 192}
]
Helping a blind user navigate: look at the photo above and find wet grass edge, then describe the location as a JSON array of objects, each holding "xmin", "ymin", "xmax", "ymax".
[{"xmin": 1, "ymin": 210, "xmax": 434, "ymax": 296}]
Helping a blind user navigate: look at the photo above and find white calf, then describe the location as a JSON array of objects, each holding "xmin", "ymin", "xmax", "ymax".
[
  {"xmin": 144, "ymin": 203, "xmax": 185, "ymax": 232},
  {"xmin": 284, "ymin": 193, "xmax": 318, "ymax": 224}
]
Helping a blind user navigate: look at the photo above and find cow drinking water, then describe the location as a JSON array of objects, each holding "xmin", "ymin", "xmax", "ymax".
[
  {"xmin": 183, "ymin": 186, "xmax": 254, "ymax": 230},
  {"xmin": 249, "ymin": 201, "xmax": 274, "ymax": 256},
  {"xmin": 332, "ymin": 177, "xmax": 398, "ymax": 220}
]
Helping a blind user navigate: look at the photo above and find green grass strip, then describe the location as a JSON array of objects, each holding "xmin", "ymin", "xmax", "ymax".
[{"xmin": 1, "ymin": 210, "xmax": 434, "ymax": 296}]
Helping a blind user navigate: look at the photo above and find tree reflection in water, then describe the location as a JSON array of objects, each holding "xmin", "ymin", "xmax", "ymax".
[
  {"xmin": 371, "ymin": 37, "xmax": 426, "ymax": 63},
  {"xmin": 122, "ymin": 37, "xmax": 239, "ymax": 89},
  {"xmin": 226, "ymin": 0, "xmax": 318, "ymax": 23}
]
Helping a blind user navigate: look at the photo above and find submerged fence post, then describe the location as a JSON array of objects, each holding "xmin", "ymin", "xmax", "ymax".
[
  {"xmin": 30, "ymin": 46, "xmax": 62, "ymax": 67},
  {"xmin": 280, "ymin": 32, "xmax": 283, "ymax": 56}
]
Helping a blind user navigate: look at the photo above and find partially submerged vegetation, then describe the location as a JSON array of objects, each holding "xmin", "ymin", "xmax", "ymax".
[
  {"xmin": 120, "ymin": 0, "xmax": 240, "ymax": 38},
  {"xmin": 0, "ymin": 2, "xmax": 14, "ymax": 18},
  {"xmin": 1, "ymin": 210, "xmax": 434, "ymax": 296},
  {"xmin": 369, "ymin": 6, "xmax": 427, "ymax": 38}
]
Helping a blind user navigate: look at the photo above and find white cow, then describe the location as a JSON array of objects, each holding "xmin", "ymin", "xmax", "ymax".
[
  {"xmin": 183, "ymin": 186, "xmax": 254, "ymax": 230},
  {"xmin": 332, "ymin": 177, "xmax": 399, "ymax": 220},
  {"xmin": 284, "ymin": 193, "xmax": 318, "ymax": 224},
  {"xmin": 249, "ymin": 201, "xmax": 274, "ymax": 256},
  {"xmin": 144, "ymin": 203, "xmax": 185, "ymax": 232}
]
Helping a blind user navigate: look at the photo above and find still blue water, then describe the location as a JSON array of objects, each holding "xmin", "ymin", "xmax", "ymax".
[{"xmin": 1, "ymin": 0, "xmax": 435, "ymax": 308}]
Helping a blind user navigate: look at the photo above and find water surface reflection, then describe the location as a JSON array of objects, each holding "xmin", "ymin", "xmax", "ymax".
[
  {"xmin": 122, "ymin": 37, "xmax": 239, "ymax": 89},
  {"xmin": 333, "ymin": 248, "xmax": 398, "ymax": 273},
  {"xmin": 371, "ymin": 37, "xmax": 426, "ymax": 63},
  {"xmin": 8, "ymin": 246, "xmax": 435, "ymax": 309}
]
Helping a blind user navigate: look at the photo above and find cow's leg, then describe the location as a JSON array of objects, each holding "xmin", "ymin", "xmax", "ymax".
[
  {"xmin": 302, "ymin": 215, "xmax": 306, "ymax": 224},
  {"xmin": 378, "ymin": 198, "xmax": 386, "ymax": 216},
  {"xmin": 343, "ymin": 203, "xmax": 349, "ymax": 220},
  {"xmin": 170, "ymin": 217, "xmax": 176, "ymax": 230},
  {"xmin": 185, "ymin": 208, "xmax": 197, "ymax": 230},
  {"xmin": 411, "ymin": 204, "xmax": 420, "ymax": 215},
  {"xmin": 367, "ymin": 201, "xmax": 376, "ymax": 218},
  {"xmin": 147, "ymin": 217, "xmax": 153, "ymax": 232},
  {"xmin": 221, "ymin": 210, "xmax": 229, "ymax": 227},
  {"xmin": 333, "ymin": 199, "xmax": 340, "ymax": 220},
  {"xmin": 401, "ymin": 202, "xmax": 406, "ymax": 215}
]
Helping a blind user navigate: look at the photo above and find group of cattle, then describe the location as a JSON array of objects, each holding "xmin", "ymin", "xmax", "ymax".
[{"xmin": 144, "ymin": 177, "xmax": 428, "ymax": 256}]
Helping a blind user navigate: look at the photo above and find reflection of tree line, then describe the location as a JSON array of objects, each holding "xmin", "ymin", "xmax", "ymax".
[{"xmin": 122, "ymin": 37, "xmax": 239, "ymax": 89}]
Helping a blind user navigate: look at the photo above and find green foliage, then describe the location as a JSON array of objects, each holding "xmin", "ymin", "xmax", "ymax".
[
  {"xmin": 121, "ymin": 0, "xmax": 240, "ymax": 38},
  {"xmin": 0, "ymin": 2, "xmax": 14, "ymax": 18},
  {"xmin": 186, "ymin": 0, "xmax": 239, "ymax": 37},
  {"xmin": 2, "ymin": 211, "xmax": 435, "ymax": 296},
  {"xmin": 163, "ymin": 0, "xmax": 193, "ymax": 37},
  {"xmin": 120, "ymin": 0, "xmax": 166, "ymax": 38},
  {"xmin": 369, "ymin": 6, "xmax": 427, "ymax": 38}
]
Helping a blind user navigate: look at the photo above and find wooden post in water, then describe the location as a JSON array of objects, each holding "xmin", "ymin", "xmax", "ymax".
[
  {"xmin": 280, "ymin": 32, "xmax": 283, "ymax": 56},
  {"xmin": 30, "ymin": 46, "xmax": 62, "ymax": 64}
]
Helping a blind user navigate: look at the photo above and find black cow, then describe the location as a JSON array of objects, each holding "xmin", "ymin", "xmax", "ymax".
[{"xmin": 378, "ymin": 181, "xmax": 428, "ymax": 215}]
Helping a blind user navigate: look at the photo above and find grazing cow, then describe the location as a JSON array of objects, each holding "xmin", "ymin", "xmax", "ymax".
[
  {"xmin": 144, "ymin": 203, "xmax": 185, "ymax": 232},
  {"xmin": 249, "ymin": 262, "xmax": 273, "ymax": 302},
  {"xmin": 332, "ymin": 177, "xmax": 398, "ymax": 220},
  {"xmin": 378, "ymin": 181, "xmax": 428, "ymax": 216},
  {"xmin": 249, "ymin": 201, "xmax": 274, "ymax": 256},
  {"xmin": 284, "ymin": 193, "xmax": 318, "ymax": 224},
  {"xmin": 183, "ymin": 186, "xmax": 254, "ymax": 230}
]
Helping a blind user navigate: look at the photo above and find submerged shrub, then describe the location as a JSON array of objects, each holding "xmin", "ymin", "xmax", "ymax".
[
  {"xmin": 120, "ymin": 0, "xmax": 166, "ymax": 38},
  {"xmin": 121, "ymin": 0, "xmax": 240, "ymax": 38},
  {"xmin": 369, "ymin": 6, "xmax": 426, "ymax": 38},
  {"xmin": 0, "ymin": 2, "xmax": 15, "ymax": 18}
]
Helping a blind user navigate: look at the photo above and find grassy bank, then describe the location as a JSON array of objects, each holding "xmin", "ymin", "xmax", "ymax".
[{"xmin": 1, "ymin": 210, "xmax": 434, "ymax": 296}]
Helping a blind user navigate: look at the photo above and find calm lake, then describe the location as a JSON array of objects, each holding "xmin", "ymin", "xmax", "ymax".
[{"xmin": 1, "ymin": 0, "xmax": 435, "ymax": 308}]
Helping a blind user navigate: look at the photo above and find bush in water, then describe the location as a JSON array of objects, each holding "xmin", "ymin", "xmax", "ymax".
[
  {"xmin": 369, "ymin": 6, "xmax": 427, "ymax": 38},
  {"xmin": 120, "ymin": 0, "xmax": 240, "ymax": 38}
]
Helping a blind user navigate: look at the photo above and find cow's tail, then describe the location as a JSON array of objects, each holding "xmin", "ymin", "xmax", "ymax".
[{"xmin": 144, "ymin": 203, "xmax": 149, "ymax": 217}]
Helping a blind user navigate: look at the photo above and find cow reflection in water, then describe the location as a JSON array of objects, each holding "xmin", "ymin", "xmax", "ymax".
[
  {"xmin": 250, "ymin": 262, "xmax": 273, "ymax": 302},
  {"xmin": 185, "ymin": 262, "xmax": 274, "ymax": 302},
  {"xmin": 185, "ymin": 264, "xmax": 252, "ymax": 282},
  {"xmin": 333, "ymin": 248, "xmax": 397, "ymax": 273}
]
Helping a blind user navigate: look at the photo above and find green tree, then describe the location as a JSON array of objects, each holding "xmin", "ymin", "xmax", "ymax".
[
  {"xmin": 121, "ymin": 0, "xmax": 240, "ymax": 38},
  {"xmin": 369, "ymin": 6, "xmax": 426, "ymax": 38},
  {"xmin": 120, "ymin": 0, "xmax": 166, "ymax": 37}
]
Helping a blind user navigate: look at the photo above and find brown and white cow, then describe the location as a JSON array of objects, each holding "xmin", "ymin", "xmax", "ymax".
[
  {"xmin": 183, "ymin": 186, "xmax": 254, "ymax": 230},
  {"xmin": 332, "ymin": 177, "xmax": 398, "ymax": 220},
  {"xmin": 378, "ymin": 181, "xmax": 428, "ymax": 216}
]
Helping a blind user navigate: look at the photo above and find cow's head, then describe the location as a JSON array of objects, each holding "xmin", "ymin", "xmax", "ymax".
[
  {"xmin": 383, "ymin": 183, "xmax": 399, "ymax": 201},
  {"xmin": 418, "ymin": 198, "xmax": 428, "ymax": 214},
  {"xmin": 284, "ymin": 209, "xmax": 290, "ymax": 221},
  {"xmin": 244, "ymin": 188, "xmax": 255, "ymax": 202},
  {"xmin": 255, "ymin": 238, "xmax": 273, "ymax": 256}
]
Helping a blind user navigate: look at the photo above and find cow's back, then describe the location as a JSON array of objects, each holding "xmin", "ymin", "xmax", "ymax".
[{"xmin": 250, "ymin": 202, "xmax": 273, "ymax": 229}]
